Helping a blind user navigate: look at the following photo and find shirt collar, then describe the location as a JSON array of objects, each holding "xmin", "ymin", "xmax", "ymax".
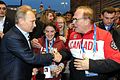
[
  {"xmin": 15, "ymin": 24, "xmax": 29, "ymax": 40},
  {"xmin": 0, "ymin": 16, "xmax": 5, "ymax": 23}
]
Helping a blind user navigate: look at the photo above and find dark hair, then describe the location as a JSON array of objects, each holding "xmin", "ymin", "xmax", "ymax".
[
  {"xmin": 65, "ymin": 11, "xmax": 74, "ymax": 17},
  {"xmin": 0, "ymin": 1, "xmax": 7, "ymax": 6},
  {"xmin": 43, "ymin": 22, "xmax": 59, "ymax": 38},
  {"xmin": 101, "ymin": 7, "xmax": 116, "ymax": 15}
]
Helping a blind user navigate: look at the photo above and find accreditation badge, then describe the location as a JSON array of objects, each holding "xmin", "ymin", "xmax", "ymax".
[{"xmin": 44, "ymin": 66, "xmax": 53, "ymax": 78}]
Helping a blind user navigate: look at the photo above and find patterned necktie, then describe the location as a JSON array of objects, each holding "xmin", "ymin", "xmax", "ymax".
[{"xmin": 26, "ymin": 33, "xmax": 31, "ymax": 49}]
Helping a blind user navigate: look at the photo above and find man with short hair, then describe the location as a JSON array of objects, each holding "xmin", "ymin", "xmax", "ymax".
[
  {"xmin": 96, "ymin": 7, "xmax": 120, "ymax": 50},
  {"xmin": 96, "ymin": 7, "xmax": 116, "ymax": 31},
  {"xmin": 73, "ymin": 6, "xmax": 120, "ymax": 80},
  {"xmin": 0, "ymin": 5, "xmax": 62, "ymax": 80},
  {"xmin": 67, "ymin": 6, "xmax": 120, "ymax": 80},
  {"xmin": 0, "ymin": 1, "xmax": 14, "ymax": 40}
]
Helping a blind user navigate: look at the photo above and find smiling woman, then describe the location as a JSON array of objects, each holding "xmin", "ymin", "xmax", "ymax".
[
  {"xmin": 44, "ymin": 23, "xmax": 57, "ymax": 41},
  {"xmin": 32, "ymin": 22, "xmax": 66, "ymax": 80}
]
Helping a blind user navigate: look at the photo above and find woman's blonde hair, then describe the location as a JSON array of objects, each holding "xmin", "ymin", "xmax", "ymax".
[{"xmin": 55, "ymin": 16, "xmax": 68, "ymax": 38}]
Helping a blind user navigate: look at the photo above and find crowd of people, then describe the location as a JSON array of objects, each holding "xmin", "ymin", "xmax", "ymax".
[{"xmin": 0, "ymin": 0, "xmax": 120, "ymax": 80}]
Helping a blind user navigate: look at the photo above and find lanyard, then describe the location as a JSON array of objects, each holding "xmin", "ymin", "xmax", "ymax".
[
  {"xmin": 81, "ymin": 23, "xmax": 97, "ymax": 53},
  {"xmin": 45, "ymin": 38, "xmax": 54, "ymax": 53},
  {"xmin": 93, "ymin": 23, "xmax": 97, "ymax": 53}
]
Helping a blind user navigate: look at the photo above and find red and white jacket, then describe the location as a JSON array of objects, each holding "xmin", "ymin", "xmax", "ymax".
[{"xmin": 68, "ymin": 26, "xmax": 119, "ymax": 60}]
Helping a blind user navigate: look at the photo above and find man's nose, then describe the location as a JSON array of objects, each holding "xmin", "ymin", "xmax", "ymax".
[{"xmin": 108, "ymin": 19, "xmax": 112, "ymax": 23}]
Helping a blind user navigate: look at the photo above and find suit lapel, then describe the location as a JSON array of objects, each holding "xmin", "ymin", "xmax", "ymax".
[{"xmin": 12, "ymin": 26, "xmax": 32, "ymax": 49}]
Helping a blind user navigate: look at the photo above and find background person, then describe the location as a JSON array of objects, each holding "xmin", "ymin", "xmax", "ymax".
[
  {"xmin": 95, "ymin": 7, "xmax": 120, "ymax": 51},
  {"xmin": 114, "ymin": 8, "xmax": 120, "ymax": 25},
  {"xmin": 30, "ymin": 10, "xmax": 55, "ymax": 39},
  {"xmin": 0, "ymin": 1, "xmax": 14, "ymax": 40},
  {"xmin": 55, "ymin": 16, "xmax": 68, "ymax": 43}
]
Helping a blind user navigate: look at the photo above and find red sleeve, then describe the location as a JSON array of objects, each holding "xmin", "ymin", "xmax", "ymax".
[
  {"xmin": 55, "ymin": 41, "xmax": 66, "ymax": 52},
  {"xmin": 33, "ymin": 37, "xmax": 43, "ymax": 54},
  {"xmin": 104, "ymin": 32, "xmax": 120, "ymax": 59}
]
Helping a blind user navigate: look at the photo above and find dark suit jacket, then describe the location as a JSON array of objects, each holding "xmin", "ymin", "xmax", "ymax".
[
  {"xmin": 0, "ymin": 17, "xmax": 14, "ymax": 44},
  {"xmin": 0, "ymin": 26, "xmax": 54, "ymax": 80},
  {"xmin": 3, "ymin": 17, "xmax": 15, "ymax": 34},
  {"xmin": 95, "ymin": 21, "xmax": 120, "ymax": 50}
]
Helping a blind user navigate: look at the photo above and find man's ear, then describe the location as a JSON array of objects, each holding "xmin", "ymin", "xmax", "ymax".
[{"xmin": 19, "ymin": 18, "xmax": 24, "ymax": 24}]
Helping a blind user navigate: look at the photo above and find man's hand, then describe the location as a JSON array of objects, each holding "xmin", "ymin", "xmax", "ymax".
[
  {"xmin": 31, "ymin": 38, "xmax": 42, "ymax": 48},
  {"xmin": 74, "ymin": 59, "xmax": 89, "ymax": 70},
  {"xmin": 32, "ymin": 68, "xmax": 38, "ymax": 75},
  {"xmin": 0, "ymin": 32, "xmax": 4, "ymax": 38},
  {"xmin": 51, "ymin": 63, "xmax": 64, "ymax": 77},
  {"xmin": 52, "ymin": 48, "xmax": 62, "ymax": 62},
  {"xmin": 55, "ymin": 63, "xmax": 64, "ymax": 77}
]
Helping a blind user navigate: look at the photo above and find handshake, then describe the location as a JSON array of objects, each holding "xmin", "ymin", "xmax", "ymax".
[
  {"xmin": 0, "ymin": 32, "xmax": 4, "ymax": 38},
  {"xmin": 31, "ymin": 38, "xmax": 62, "ymax": 63},
  {"xmin": 50, "ymin": 48, "xmax": 62, "ymax": 63},
  {"xmin": 50, "ymin": 63, "xmax": 64, "ymax": 77}
]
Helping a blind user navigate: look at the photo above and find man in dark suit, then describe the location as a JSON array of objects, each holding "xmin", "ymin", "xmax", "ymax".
[
  {"xmin": 95, "ymin": 7, "xmax": 120, "ymax": 51},
  {"xmin": 0, "ymin": 5, "xmax": 62, "ymax": 80},
  {"xmin": 0, "ymin": 1, "xmax": 14, "ymax": 40}
]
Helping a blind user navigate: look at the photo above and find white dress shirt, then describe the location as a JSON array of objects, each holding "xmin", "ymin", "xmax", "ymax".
[{"xmin": 0, "ymin": 17, "xmax": 5, "ymax": 32}]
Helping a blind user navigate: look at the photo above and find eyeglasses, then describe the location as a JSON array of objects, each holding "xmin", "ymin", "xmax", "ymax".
[
  {"xmin": 0, "ymin": 7, "xmax": 6, "ymax": 10},
  {"xmin": 72, "ymin": 18, "xmax": 84, "ymax": 23},
  {"xmin": 72, "ymin": 17, "xmax": 89, "ymax": 23}
]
